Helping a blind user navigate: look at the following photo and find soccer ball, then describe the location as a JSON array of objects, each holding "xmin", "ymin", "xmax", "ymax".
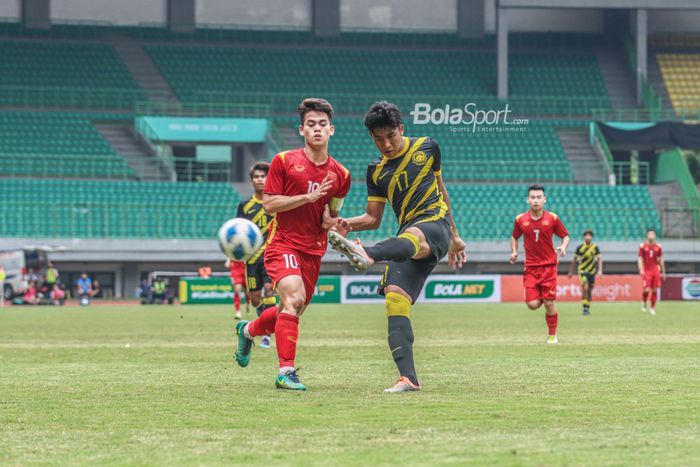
[{"xmin": 217, "ymin": 218, "xmax": 264, "ymax": 261}]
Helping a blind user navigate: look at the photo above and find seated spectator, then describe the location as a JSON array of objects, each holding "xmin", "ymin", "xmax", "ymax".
[
  {"xmin": 138, "ymin": 279, "xmax": 151, "ymax": 305},
  {"xmin": 50, "ymin": 284, "xmax": 66, "ymax": 305},
  {"xmin": 92, "ymin": 279, "xmax": 102, "ymax": 298},
  {"xmin": 23, "ymin": 281, "xmax": 40, "ymax": 305},
  {"xmin": 76, "ymin": 273, "xmax": 94, "ymax": 305},
  {"xmin": 151, "ymin": 277, "xmax": 168, "ymax": 304}
]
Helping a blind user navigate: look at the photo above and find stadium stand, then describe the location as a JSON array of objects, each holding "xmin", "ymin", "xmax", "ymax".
[
  {"xmin": 0, "ymin": 179, "xmax": 239, "ymax": 238},
  {"xmin": 274, "ymin": 116, "xmax": 582, "ymax": 182},
  {"xmin": 342, "ymin": 183, "xmax": 662, "ymax": 241},
  {"xmin": 0, "ymin": 40, "xmax": 143, "ymax": 108},
  {"xmin": 656, "ymin": 54, "xmax": 700, "ymax": 113},
  {"xmin": 0, "ymin": 111, "xmax": 134, "ymax": 178},
  {"xmin": 146, "ymin": 45, "xmax": 609, "ymax": 114}
]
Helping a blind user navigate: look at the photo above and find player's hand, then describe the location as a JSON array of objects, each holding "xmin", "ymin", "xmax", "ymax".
[
  {"xmin": 321, "ymin": 204, "xmax": 334, "ymax": 230},
  {"xmin": 333, "ymin": 217, "xmax": 352, "ymax": 237},
  {"xmin": 662, "ymin": 273, "xmax": 667, "ymax": 281},
  {"xmin": 567, "ymin": 273, "xmax": 573, "ymax": 279},
  {"xmin": 448, "ymin": 235, "xmax": 467, "ymax": 270},
  {"xmin": 556, "ymin": 246, "xmax": 567, "ymax": 257},
  {"xmin": 597, "ymin": 270, "xmax": 603, "ymax": 277},
  {"xmin": 306, "ymin": 175, "xmax": 333, "ymax": 203},
  {"xmin": 509, "ymin": 252, "xmax": 518, "ymax": 264}
]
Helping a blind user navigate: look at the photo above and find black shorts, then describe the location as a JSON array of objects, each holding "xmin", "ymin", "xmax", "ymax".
[
  {"xmin": 378, "ymin": 218, "xmax": 452, "ymax": 303},
  {"xmin": 579, "ymin": 272, "xmax": 596, "ymax": 287},
  {"xmin": 246, "ymin": 260, "xmax": 271, "ymax": 292}
]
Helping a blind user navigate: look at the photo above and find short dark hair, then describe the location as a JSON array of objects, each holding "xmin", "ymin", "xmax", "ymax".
[
  {"xmin": 528, "ymin": 184, "xmax": 545, "ymax": 194},
  {"xmin": 298, "ymin": 98, "xmax": 334, "ymax": 125},
  {"xmin": 249, "ymin": 161, "xmax": 270, "ymax": 179},
  {"xmin": 583, "ymin": 229, "xmax": 594, "ymax": 237},
  {"xmin": 647, "ymin": 227, "xmax": 657, "ymax": 234},
  {"xmin": 364, "ymin": 101, "xmax": 403, "ymax": 133}
]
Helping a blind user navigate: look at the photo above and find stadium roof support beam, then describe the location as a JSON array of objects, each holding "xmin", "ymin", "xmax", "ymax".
[
  {"xmin": 497, "ymin": 6, "xmax": 509, "ymax": 99},
  {"xmin": 312, "ymin": 0, "xmax": 340, "ymax": 37},
  {"xmin": 168, "ymin": 0, "xmax": 195, "ymax": 34},
  {"xmin": 21, "ymin": 0, "xmax": 50, "ymax": 30},
  {"xmin": 633, "ymin": 9, "xmax": 648, "ymax": 107},
  {"xmin": 499, "ymin": 0, "xmax": 699, "ymax": 8}
]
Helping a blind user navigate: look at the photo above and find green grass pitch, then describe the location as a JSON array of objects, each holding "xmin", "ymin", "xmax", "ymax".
[{"xmin": 1, "ymin": 302, "xmax": 699, "ymax": 465}]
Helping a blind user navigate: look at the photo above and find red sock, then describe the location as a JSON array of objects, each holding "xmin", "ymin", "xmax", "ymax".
[
  {"xmin": 234, "ymin": 292, "xmax": 241, "ymax": 312},
  {"xmin": 651, "ymin": 291, "xmax": 657, "ymax": 308},
  {"xmin": 546, "ymin": 313, "xmax": 558, "ymax": 336},
  {"xmin": 275, "ymin": 313, "xmax": 299, "ymax": 368},
  {"xmin": 642, "ymin": 290, "xmax": 649, "ymax": 304},
  {"xmin": 248, "ymin": 306, "xmax": 278, "ymax": 337}
]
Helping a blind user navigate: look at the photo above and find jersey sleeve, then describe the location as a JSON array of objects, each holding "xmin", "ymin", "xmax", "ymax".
[
  {"xmin": 594, "ymin": 245, "xmax": 601, "ymax": 256},
  {"xmin": 511, "ymin": 218, "xmax": 522, "ymax": 239},
  {"xmin": 366, "ymin": 164, "xmax": 386, "ymax": 203},
  {"xmin": 553, "ymin": 215, "xmax": 569, "ymax": 238},
  {"xmin": 657, "ymin": 245, "xmax": 663, "ymax": 256},
  {"xmin": 329, "ymin": 166, "xmax": 351, "ymax": 212},
  {"xmin": 430, "ymin": 138, "xmax": 442, "ymax": 176},
  {"xmin": 638, "ymin": 244, "xmax": 644, "ymax": 257},
  {"xmin": 574, "ymin": 245, "xmax": 582, "ymax": 258},
  {"xmin": 236, "ymin": 201, "xmax": 245, "ymax": 218},
  {"xmin": 264, "ymin": 153, "xmax": 286, "ymax": 195}
]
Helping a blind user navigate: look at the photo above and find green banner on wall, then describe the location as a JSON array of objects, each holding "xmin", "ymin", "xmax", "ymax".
[
  {"xmin": 179, "ymin": 277, "xmax": 239, "ymax": 304},
  {"xmin": 311, "ymin": 276, "xmax": 341, "ymax": 303}
]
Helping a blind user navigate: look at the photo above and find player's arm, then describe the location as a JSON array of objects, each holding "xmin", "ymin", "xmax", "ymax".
[
  {"xmin": 431, "ymin": 139, "xmax": 467, "ymax": 269},
  {"xmin": 557, "ymin": 235, "xmax": 570, "ymax": 257},
  {"xmin": 263, "ymin": 173, "xmax": 333, "ymax": 214},
  {"xmin": 509, "ymin": 218, "xmax": 521, "ymax": 264},
  {"xmin": 567, "ymin": 254, "xmax": 578, "ymax": 278},
  {"xmin": 597, "ymin": 252, "xmax": 603, "ymax": 276},
  {"xmin": 509, "ymin": 236, "xmax": 519, "ymax": 264},
  {"xmin": 343, "ymin": 200, "xmax": 386, "ymax": 232},
  {"xmin": 553, "ymin": 217, "xmax": 569, "ymax": 257},
  {"xmin": 436, "ymin": 173, "xmax": 467, "ymax": 269},
  {"xmin": 637, "ymin": 248, "xmax": 645, "ymax": 276},
  {"xmin": 659, "ymin": 253, "xmax": 666, "ymax": 279}
]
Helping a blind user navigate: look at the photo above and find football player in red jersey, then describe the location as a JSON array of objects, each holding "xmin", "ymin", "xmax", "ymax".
[
  {"xmin": 233, "ymin": 98, "xmax": 351, "ymax": 391},
  {"xmin": 638, "ymin": 228, "xmax": 665, "ymax": 315},
  {"xmin": 225, "ymin": 258, "xmax": 248, "ymax": 320},
  {"xmin": 510, "ymin": 185, "xmax": 570, "ymax": 344}
]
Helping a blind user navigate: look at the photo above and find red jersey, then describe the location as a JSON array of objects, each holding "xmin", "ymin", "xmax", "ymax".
[
  {"xmin": 264, "ymin": 148, "xmax": 351, "ymax": 256},
  {"xmin": 639, "ymin": 242, "xmax": 662, "ymax": 274},
  {"xmin": 512, "ymin": 210, "xmax": 569, "ymax": 267}
]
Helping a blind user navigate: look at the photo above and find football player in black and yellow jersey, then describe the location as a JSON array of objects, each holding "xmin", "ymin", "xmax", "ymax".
[
  {"xmin": 236, "ymin": 162, "xmax": 277, "ymax": 348},
  {"xmin": 327, "ymin": 101, "xmax": 467, "ymax": 393},
  {"xmin": 568, "ymin": 229, "xmax": 602, "ymax": 315}
]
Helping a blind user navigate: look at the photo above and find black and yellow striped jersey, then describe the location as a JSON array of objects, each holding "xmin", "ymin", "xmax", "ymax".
[
  {"xmin": 366, "ymin": 136, "xmax": 448, "ymax": 230},
  {"xmin": 236, "ymin": 196, "xmax": 274, "ymax": 264},
  {"xmin": 574, "ymin": 242, "xmax": 601, "ymax": 275}
]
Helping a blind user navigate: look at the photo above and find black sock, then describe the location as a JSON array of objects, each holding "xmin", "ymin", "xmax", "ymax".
[
  {"xmin": 365, "ymin": 236, "xmax": 417, "ymax": 263},
  {"xmin": 387, "ymin": 315, "xmax": 418, "ymax": 385},
  {"xmin": 256, "ymin": 304, "xmax": 264, "ymax": 317}
]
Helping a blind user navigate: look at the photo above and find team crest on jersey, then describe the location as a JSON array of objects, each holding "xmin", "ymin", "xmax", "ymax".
[
  {"xmin": 523, "ymin": 221, "xmax": 530, "ymax": 227},
  {"xmin": 326, "ymin": 171, "xmax": 337, "ymax": 181},
  {"xmin": 543, "ymin": 220, "xmax": 550, "ymax": 226},
  {"xmin": 412, "ymin": 151, "xmax": 428, "ymax": 166},
  {"xmin": 294, "ymin": 165, "xmax": 305, "ymax": 172}
]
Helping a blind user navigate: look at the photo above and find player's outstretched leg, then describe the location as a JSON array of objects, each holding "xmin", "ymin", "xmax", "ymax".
[
  {"xmin": 259, "ymin": 295, "xmax": 276, "ymax": 349},
  {"xmin": 383, "ymin": 290, "xmax": 421, "ymax": 393},
  {"xmin": 329, "ymin": 230, "xmax": 420, "ymax": 272},
  {"xmin": 235, "ymin": 305, "xmax": 279, "ymax": 367},
  {"xmin": 273, "ymin": 275, "xmax": 307, "ymax": 391},
  {"xmin": 543, "ymin": 300, "xmax": 558, "ymax": 344}
]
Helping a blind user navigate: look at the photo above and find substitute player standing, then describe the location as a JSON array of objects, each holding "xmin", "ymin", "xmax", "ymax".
[
  {"xmin": 327, "ymin": 101, "xmax": 467, "ymax": 393},
  {"xmin": 568, "ymin": 229, "xmax": 602, "ymax": 315},
  {"xmin": 236, "ymin": 161, "xmax": 276, "ymax": 348},
  {"xmin": 510, "ymin": 185, "xmax": 569, "ymax": 344},
  {"xmin": 234, "ymin": 98, "xmax": 351, "ymax": 391},
  {"xmin": 638, "ymin": 228, "xmax": 665, "ymax": 315}
]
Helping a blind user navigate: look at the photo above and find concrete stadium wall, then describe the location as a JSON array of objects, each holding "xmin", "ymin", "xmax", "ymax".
[
  {"xmin": 51, "ymin": 0, "xmax": 166, "ymax": 25},
  {"xmin": 649, "ymin": 10, "xmax": 700, "ymax": 33},
  {"xmin": 340, "ymin": 0, "xmax": 458, "ymax": 31},
  {"xmin": 0, "ymin": 0, "xmax": 20, "ymax": 19},
  {"xmin": 196, "ymin": 0, "xmax": 311, "ymax": 27}
]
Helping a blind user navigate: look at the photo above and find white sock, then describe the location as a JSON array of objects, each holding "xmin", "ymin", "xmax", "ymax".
[
  {"xmin": 243, "ymin": 323, "xmax": 252, "ymax": 339},
  {"xmin": 279, "ymin": 366, "xmax": 294, "ymax": 375}
]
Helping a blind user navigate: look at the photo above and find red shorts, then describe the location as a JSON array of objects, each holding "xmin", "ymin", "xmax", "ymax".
[
  {"xmin": 264, "ymin": 242, "xmax": 321, "ymax": 305},
  {"xmin": 230, "ymin": 262, "xmax": 246, "ymax": 285},
  {"xmin": 643, "ymin": 272, "xmax": 661, "ymax": 289},
  {"xmin": 523, "ymin": 265, "xmax": 558, "ymax": 302}
]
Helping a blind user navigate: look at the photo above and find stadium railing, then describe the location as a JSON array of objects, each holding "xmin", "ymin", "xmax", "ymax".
[
  {"xmin": 134, "ymin": 101, "xmax": 271, "ymax": 118},
  {"xmin": 0, "ymin": 85, "xmax": 151, "ymax": 110},
  {"xmin": 591, "ymin": 108, "xmax": 700, "ymax": 122},
  {"xmin": 189, "ymin": 91, "xmax": 613, "ymax": 117},
  {"xmin": 2, "ymin": 202, "xmax": 673, "ymax": 239},
  {"xmin": 0, "ymin": 154, "xmax": 229, "ymax": 182}
]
